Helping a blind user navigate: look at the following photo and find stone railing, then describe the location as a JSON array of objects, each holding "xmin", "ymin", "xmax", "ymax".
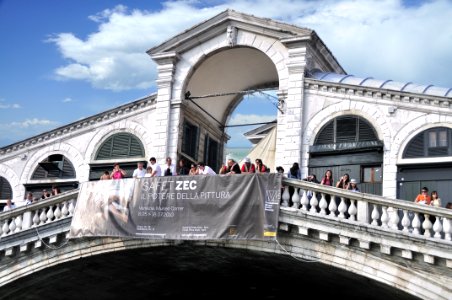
[
  {"xmin": 281, "ymin": 178, "xmax": 452, "ymax": 241},
  {"xmin": 0, "ymin": 190, "xmax": 78, "ymax": 241}
]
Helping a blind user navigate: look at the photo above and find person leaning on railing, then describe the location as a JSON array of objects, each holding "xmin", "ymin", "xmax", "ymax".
[{"xmin": 414, "ymin": 187, "xmax": 431, "ymax": 205}]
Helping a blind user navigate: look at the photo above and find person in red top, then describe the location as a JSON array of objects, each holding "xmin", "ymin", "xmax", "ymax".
[
  {"xmin": 111, "ymin": 163, "xmax": 126, "ymax": 179},
  {"xmin": 241, "ymin": 157, "xmax": 255, "ymax": 174},
  {"xmin": 414, "ymin": 187, "xmax": 431, "ymax": 205},
  {"xmin": 255, "ymin": 159, "xmax": 267, "ymax": 173}
]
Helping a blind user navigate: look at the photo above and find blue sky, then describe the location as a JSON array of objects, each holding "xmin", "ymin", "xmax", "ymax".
[{"xmin": 1, "ymin": 0, "xmax": 451, "ymax": 148}]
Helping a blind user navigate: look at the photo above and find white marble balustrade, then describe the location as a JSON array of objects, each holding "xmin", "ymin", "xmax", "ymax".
[
  {"xmin": 0, "ymin": 191, "xmax": 77, "ymax": 237},
  {"xmin": 282, "ymin": 179, "xmax": 452, "ymax": 241}
]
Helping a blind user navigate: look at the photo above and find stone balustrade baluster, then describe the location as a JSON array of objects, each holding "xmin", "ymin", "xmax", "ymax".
[
  {"xmin": 318, "ymin": 193, "xmax": 328, "ymax": 215},
  {"xmin": 381, "ymin": 206, "xmax": 389, "ymax": 228},
  {"xmin": 328, "ymin": 196, "xmax": 337, "ymax": 217},
  {"xmin": 291, "ymin": 187, "xmax": 300, "ymax": 209},
  {"xmin": 309, "ymin": 192, "xmax": 318, "ymax": 213},
  {"xmin": 412, "ymin": 212, "xmax": 421, "ymax": 235},
  {"xmin": 422, "ymin": 214, "xmax": 433, "ymax": 238},
  {"xmin": 281, "ymin": 186, "xmax": 290, "ymax": 207},
  {"xmin": 432, "ymin": 216, "xmax": 442, "ymax": 239},
  {"xmin": 443, "ymin": 217, "xmax": 451, "ymax": 241},
  {"xmin": 389, "ymin": 208, "xmax": 400, "ymax": 230},
  {"xmin": 0, "ymin": 221, "xmax": 2, "ymax": 236},
  {"xmin": 2, "ymin": 220, "xmax": 9, "ymax": 236},
  {"xmin": 46, "ymin": 206, "xmax": 54, "ymax": 223},
  {"xmin": 348, "ymin": 199, "xmax": 357, "ymax": 221},
  {"xmin": 371, "ymin": 204, "xmax": 380, "ymax": 226},
  {"xmin": 54, "ymin": 203, "xmax": 62, "ymax": 220},
  {"xmin": 62, "ymin": 201, "xmax": 69, "ymax": 217},
  {"xmin": 338, "ymin": 197, "xmax": 347, "ymax": 219},
  {"xmin": 14, "ymin": 215, "xmax": 22, "ymax": 233},
  {"xmin": 300, "ymin": 189, "xmax": 309, "ymax": 211},
  {"xmin": 68, "ymin": 199, "xmax": 75, "ymax": 215},
  {"xmin": 9, "ymin": 217, "xmax": 16, "ymax": 234},
  {"xmin": 39, "ymin": 209, "xmax": 47, "ymax": 225},
  {"xmin": 32, "ymin": 210, "xmax": 40, "ymax": 227},
  {"xmin": 401, "ymin": 210, "xmax": 410, "ymax": 233}
]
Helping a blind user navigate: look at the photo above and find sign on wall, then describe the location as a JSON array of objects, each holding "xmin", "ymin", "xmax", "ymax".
[{"xmin": 69, "ymin": 174, "xmax": 281, "ymax": 240}]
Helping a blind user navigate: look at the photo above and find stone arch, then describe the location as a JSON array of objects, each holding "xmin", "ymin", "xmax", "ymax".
[
  {"xmin": 173, "ymin": 30, "xmax": 289, "ymax": 104},
  {"xmin": 84, "ymin": 120, "xmax": 152, "ymax": 163},
  {"xmin": 20, "ymin": 143, "xmax": 85, "ymax": 184},
  {"xmin": 0, "ymin": 164, "xmax": 22, "ymax": 202},
  {"xmin": 0, "ymin": 238, "xmax": 440, "ymax": 299},
  {"xmin": 394, "ymin": 117, "xmax": 452, "ymax": 163},
  {"xmin": 304, "ymin": 102, "xmax": 391, "ymax": 148}
]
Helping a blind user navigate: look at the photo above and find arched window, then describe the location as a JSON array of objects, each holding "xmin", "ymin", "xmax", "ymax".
[
  {"xmin": 31, "ymin": 154, "xmax": 76, "ymax": 179},
  {"xmin": 311, "ymin": 115, "xmax": 381, "ymax": 153},
  {"xmin": 95, "ymin": 133, "xmax": 145, "ymax": 160},
  {"xmin": 0, "ymin": 177, "xmax": 12, "ymax": 199},
  {"xmin": 403, "ymin": 127, "xmax": 452, "ymax": 158}
]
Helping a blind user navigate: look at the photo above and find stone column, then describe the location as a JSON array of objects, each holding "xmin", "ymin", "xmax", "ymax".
[
  {"xmin": 276, "ymin": 38, "xmax": 309, "ymax": 171},
  {"xmin": 150, "ymin": 52, "xmax": 180, "ymax": 162}
]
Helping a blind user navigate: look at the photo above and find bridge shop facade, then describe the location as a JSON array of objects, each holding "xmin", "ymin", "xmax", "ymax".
[{"xmin": 1, "ymin": 10, "xmax": 452, "ymax": 205}]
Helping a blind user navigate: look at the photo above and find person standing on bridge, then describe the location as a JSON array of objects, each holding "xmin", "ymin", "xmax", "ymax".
[
  {"xmin": 414, "ymin": 187, "xmax": 431, "ymax": 205},
  {"xmin": 2, "ymin": 199, "xmax": 15, "ymax": 212},
  {"xmin": 111, "ymin": 163, "xmax": 126, "ymax": 179},
  {"xmin": 198, "ymin": 162, "xmax": 216, "ymax": 175},
  {"xmin": 320, "ymin": 170, "xmax": 333, "ymax": 186}
]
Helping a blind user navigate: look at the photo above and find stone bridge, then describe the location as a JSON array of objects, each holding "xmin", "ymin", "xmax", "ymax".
[{"xmin": 0, "ymin": 179, "xmax": 451, "ymax": 299}]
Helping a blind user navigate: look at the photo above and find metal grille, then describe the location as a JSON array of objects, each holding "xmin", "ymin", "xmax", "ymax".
[{"xmin": 95, "ymin": 133, "xmax": 145, "ymax": 160}]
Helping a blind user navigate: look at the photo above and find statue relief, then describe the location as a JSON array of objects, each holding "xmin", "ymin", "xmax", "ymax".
[{"xmin": 226, "ymin": 25, "xmax": 237, "ymax": 47}]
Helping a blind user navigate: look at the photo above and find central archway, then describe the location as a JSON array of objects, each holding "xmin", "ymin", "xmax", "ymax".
[
  {"xmin": 0, "ymin": 245, "xmax": 418, "ymax": 300},
  {"xmin": 179, "ymin": 47, "xmax": 279, "ymax": 171}
]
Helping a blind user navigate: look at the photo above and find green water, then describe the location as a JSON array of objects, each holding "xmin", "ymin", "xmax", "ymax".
[{"xmin": 224, "ymin": 147, "xmax": 252, "ymax": 162}]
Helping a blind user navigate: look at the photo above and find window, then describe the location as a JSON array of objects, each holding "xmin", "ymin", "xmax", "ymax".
[
  {"xmin": 95, "ymin": 133, "xmax": 144, "ymax": 160},
  {"xmin": 315, "ymin": 115, "xmax": 378, "ymax": 145},
  {"xmin": 182, "ymin": 121, "xmax": 199, "ymax": 160},
  {"xmin": 31, "ymin": 155, "xmax": 76, "ymax": 179},
  {"xmin": 204, "ymin": 135, "xmax": 219, "ymax": 171},
  {"xmin": 429, "ymin": 129, "xmax": 448, "ymax": 148},
  {"xmin": 0, "ymin": 176, "xmax": 12, "ymax": 199},
  {"xmin": 403, "ymin": 127, "xmax": 451, "ymax": 158},
  {"xmin": 363, "ymin": 166, "xmax": 382, "ymax": 183}
]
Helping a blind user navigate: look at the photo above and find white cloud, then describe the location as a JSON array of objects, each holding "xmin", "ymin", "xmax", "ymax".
[
  {"xmin": 6, "ymin": 118, "xmax": 59, "ymax": 128},
  {"xmin": 0, "ymin": 99, "xmax": 21, "ymax": 109},
  {"xmin": 0, "ymin": 118, "xmax": 60, "ymax": 146},
  {"xmin": 62, "ymin": 97, "xmax": 73, "ymax": 103},
  {"xmin": 48, "ymin": 0, "xmax": 452, "ymax": 92}
]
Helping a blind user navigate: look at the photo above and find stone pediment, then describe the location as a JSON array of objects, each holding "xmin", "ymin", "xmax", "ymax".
[
  {"xmin": 147, "ymin": 9, "xmax": 314, "ymax": 56},
  {"xmin": 146, "ymin": 9, "xmax": 344, "ymax": 75}
]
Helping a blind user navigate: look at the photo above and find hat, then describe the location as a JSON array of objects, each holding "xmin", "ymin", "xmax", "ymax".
[
  {"xmin": 350, "ymin": 179, "xmax": 357, "ymax": 184},
  {"xmin": 244, "ymin": 157, "xmax": 250, "ymax": 163}
]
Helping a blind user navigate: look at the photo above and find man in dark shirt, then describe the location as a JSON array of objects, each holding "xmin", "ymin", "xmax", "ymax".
[{"xmin": 226, "ymin": 159, "xmax": 241, "ymax": 174}]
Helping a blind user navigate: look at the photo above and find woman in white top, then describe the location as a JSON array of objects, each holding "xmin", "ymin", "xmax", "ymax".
[{"xmin": 430, "ymin": 191, "xmax": 442, "ymax": 207}]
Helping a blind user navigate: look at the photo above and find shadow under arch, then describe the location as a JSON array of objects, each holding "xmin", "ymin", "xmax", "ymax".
[{"xmin": 0, "ymin": 241, "xmax": 418, "ymax": 300}]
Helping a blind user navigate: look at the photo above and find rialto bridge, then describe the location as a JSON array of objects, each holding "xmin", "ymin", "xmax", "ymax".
[{"xmin": 0, "ymin": 179, "xmax": 450, "ymax": 299}]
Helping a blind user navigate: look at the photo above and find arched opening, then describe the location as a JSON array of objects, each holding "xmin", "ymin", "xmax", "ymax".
[
  {"xmin": 0, "ymin": 246, "xmax": 417, "ymax": 299},
  {"xmin": 397, "ymin": 126, "xmax": 452, "ymax": 205},
  {"xmin": 181, "ymin": 47, "xmax": 279, "ymax": 172},
  {"xmin": 26, "ymin": 154, "xmax": 77, "ymax": 199},
  {"xmin": 0, "ymin": 176, "xmax": 13, "ymax": 209},
  {"xmin": 309, "ymin": 115, "xmax": 383, "ymax": 194},
  {"xmin": 89, "ymin": 132, "xmax": 146, "ymax": 180}
]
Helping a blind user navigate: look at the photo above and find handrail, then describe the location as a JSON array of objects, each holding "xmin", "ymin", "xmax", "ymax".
[
  {"xmin": 0, "ymin": 189, "xmax": 79, "ymax": 222},
  {"xmin": 282, "ymin": 178, "xmax": 452, "ymax": 218}
]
